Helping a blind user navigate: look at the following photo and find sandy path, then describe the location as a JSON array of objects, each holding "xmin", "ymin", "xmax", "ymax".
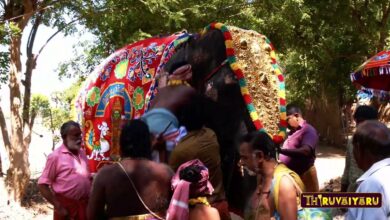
[{"xmin": 316, "ymin": 144, "xmax": 345, "ymax": 190}]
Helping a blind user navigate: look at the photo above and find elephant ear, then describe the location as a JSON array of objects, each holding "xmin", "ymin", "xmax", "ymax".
[
  {"xmin": 230, "ymin": 26, "xmax": 287, "ymax": 139},
  {"xmin": 203, "ymin": 23, "xmax": 287, "ymax": 140}
]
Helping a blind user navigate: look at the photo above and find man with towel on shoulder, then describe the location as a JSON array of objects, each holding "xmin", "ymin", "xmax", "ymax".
[{"xmin": 142, "ymin": 63, "xmax": 195, "ymax": 162}]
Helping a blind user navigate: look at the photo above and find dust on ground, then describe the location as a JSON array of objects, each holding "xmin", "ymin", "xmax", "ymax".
[
  {"xmin": 0, "ymin": 177, "xmax": 52, "ymax": 220},
  {"xmin": 316, "ymin": 144, "xmax": 345, "ymax": 191}
]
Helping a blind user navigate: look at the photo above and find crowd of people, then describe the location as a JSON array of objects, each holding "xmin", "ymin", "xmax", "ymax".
[{"xmin": 38, "ymin": 64, "xmax": 390, "ymax": 220}]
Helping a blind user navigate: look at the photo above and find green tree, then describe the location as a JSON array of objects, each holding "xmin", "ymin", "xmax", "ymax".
[
  {"xmin": 57, "ymin": 0, "xmax": 262, "ymax": 81},
  {"xmin": 0, "ymin": 0, "xmax": 82, "ymax": 202},
  {"xmin": 248, "ymin": 0, "xmax": 390, "ymax": 145},
  {"xmin": 31, "ymin": 91, "xmax": 78, "ymax": 151},
  {"xmin": 51, "ymin": 1, "xmax": 390, "ymax": 148}
]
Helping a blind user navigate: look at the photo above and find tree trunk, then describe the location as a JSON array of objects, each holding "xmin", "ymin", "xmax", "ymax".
[
  {"xmin": 6, "ymin": 34, "xmax": 31, "ymax": 202},
  {"xmin": 304, "ymin": 89, "xmax": 345, "ymax": 147},
  {"xmin": 3, "ymin": 0, "xmax": 36, "ymax": 203},
  {"xmin": 377, "ymin": 2, "xmax": 390, "ymax": 51},
  {"xmin": 0, "ymin": 154, "xmax": 2, "ymax": 177},
  {"xmin": 0, "ymin": 105, "xmax": 11, "ymax": 177}
]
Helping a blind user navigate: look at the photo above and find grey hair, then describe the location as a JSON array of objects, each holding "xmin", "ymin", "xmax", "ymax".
[{"xmin": 60, "ymin": 120, "xmax": 80, "ymax": 139}]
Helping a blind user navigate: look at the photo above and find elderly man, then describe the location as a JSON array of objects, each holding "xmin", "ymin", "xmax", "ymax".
[
  {"xmin": 87, "ymin": 119, "xmax": 173, "ymax": 219},
  {"xmin": 38, "ymin": 121, "xmax": 91, "ymax": 220},
  {"xmin": 341, "ymin": 105, "xmax": 378, "ymax": 192},
  {"xmin": 278, "ymin": 104, "xmax": 319, "ymax": 192},
  {"xmin": 347, "ymin": 121, "xmax": 390, "ymax": 220}
]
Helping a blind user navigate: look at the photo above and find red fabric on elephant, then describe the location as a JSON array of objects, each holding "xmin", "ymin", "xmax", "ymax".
[{"xmin": 76, "ymin": 32, "xmax": 189, "ymax": 172}]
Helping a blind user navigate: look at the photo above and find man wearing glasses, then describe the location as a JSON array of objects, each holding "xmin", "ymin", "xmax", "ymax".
[{"xmin": 278, "ymin": 104, "xmax": 320, "ymax": 192}]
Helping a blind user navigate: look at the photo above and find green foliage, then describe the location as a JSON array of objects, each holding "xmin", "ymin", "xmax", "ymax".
[
  {"xmin": 31, "ymin": 94, "xmax": 51, "ymax": 118},
  {"xmin": 0, "ymin": 24, "xmax": 10, "ymax": 87},
  {"xmin": 0, "ymin": 51, "xmax": 9, "ymax": 85},
  {"xmin": 51, "ymin": 80, "xmax": 82, "ymax": 114},
  {"xmin": 57, "ymin": 0, "xmax": 390, "ymax": 107},
  {"xmin": 246, "ymin": 0, "xmax": 390, "ymax": 104},
  {"xmin": 57, "ymin": 39, "xmax": 103, "ymax": 80}
]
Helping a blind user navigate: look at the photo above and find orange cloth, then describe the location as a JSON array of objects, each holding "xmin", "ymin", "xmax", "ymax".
[{"xmin": 53, "ymin": 194, "xmax": 88, "ymax": 220}]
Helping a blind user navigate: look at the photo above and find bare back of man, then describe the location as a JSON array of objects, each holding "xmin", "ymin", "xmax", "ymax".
[
  {"xmin": 88, "ymin": 159, "xmax": 173, "ymax": 219},
  {"xmin": 150, "ymin": 85, "xmax": 196, "ymax": 115}
]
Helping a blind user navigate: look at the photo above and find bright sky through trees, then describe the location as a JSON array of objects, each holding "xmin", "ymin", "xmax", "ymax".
[{"xmin": 0, "ymin": 24, "xmax": 94, "ymax": 116}]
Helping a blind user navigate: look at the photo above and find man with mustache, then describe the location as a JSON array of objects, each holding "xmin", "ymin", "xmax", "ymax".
[
  {"xmin": 38, "ymin": 121, "xmax": 91, "ymax": 220},
  {"xmin": 278, "ymin": 104, "xmax": 319, "ymax": 192}
]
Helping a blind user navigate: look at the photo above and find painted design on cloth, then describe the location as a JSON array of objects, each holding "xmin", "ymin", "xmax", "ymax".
[
  {"xmin": 144, "ymin": 33, "xmax": 191, "ymax": 111},
  {"xmin": 128, "ymin": 43, "xmax": 163, "ymax": 83},
  {"xmin": 95, "ymin": 83, "xmax": 132, "ymax": 118},
  {"xmin": 86, "ymin": 87, "xmax": 101, "ymax": 107},
  {"xmin": 75, "ymin": 32, "xmax": 190, "ymax": 173},
  {"xmin": 202, "ymin": 22, "xmax": 287, "ymax": 141},
  {"xmin": 114, "ymin": 60, "xmax": 128, "ymax": 79},
  {"xmin": 133, "ymin": 87, "xmax": 145, "ymax": 110}
]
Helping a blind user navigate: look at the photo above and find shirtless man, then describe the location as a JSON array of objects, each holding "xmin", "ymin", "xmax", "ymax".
[
  {"xmin": 142, "ymin": 64, "xmax": 197, "ymax": 162},
  {"xmin": 150, "ymin": 64, "xmax": 196, "ymax": 115},
  {"xmin": 87, "ymin": 119, "xmax": 173, "ymax": 219}
]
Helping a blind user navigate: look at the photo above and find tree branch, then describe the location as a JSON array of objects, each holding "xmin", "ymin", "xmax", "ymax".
[
  {"xmin": 29, "ymin": 110, "xmax": 36, "ymax": 131},
  {"xmin": 22, "ymin": 11, "xmax": 42, "ymax": 128},
  {"xmin": 377, "ymin": 1, "xmax": 390, "ymax": 51},
  {"xmin": 22, "ymin": 110, "xmax": 36, "ymax": 146},
  {"xmin": 0, "ymin": 104, "xmax": 11, "ymax": 153},
  {"xmin": 17, "ymin": 0, "xmax": 35, "ymax": 29},
  {"xmin": 35, "ymin": 19, "xmax": 78, "ymax": 60},
  {"xmin": 350, "ymin": 0, "xmax": 367, "ymax": 35}
]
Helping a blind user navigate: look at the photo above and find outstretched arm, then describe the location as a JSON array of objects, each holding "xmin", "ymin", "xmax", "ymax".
[{"xmin": 279, "ymin": 145, "xmax": 312, "ymax": 157}]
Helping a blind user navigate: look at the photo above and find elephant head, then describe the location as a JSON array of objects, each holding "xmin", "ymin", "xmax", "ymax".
[{"xmin": 163, "ymin": 23, "xmax": 287, "ymax": 211}]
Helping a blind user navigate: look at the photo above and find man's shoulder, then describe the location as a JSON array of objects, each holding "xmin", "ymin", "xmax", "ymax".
[
  {"xmin": 358, "ymin": 168, "xmax": 390, "ymax": 193},
  {"xmin": 96, "ymin": 162, "xmax": 120, "ymax": 177},
  {"xmin": 139, "ymin": 160, "xmax": 174, "ymax": 181},
  {"xmin": 302, "ymin": 122, "xmax": 317, "ymax": 133},
  {"xmin": 147, "ymin": 161, "xmax": 173, "ymax": 175},
  {"xmin": 46, "ymin": 146, "xmax": 63, "ymax": 159}
]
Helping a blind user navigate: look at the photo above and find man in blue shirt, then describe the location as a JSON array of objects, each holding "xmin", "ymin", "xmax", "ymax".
[{"xmin": 347, "ymin": 120, "xmax": 390, "ymax": 220}]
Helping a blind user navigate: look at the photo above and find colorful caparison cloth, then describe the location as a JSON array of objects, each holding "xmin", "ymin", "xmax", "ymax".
[
  {"xmin": 166, "ymin": 159, "xmax": 214, "ymax": 220},
  {"xmin": 75, "ymin": 32, "xmax": 189, "ymax": 172}
]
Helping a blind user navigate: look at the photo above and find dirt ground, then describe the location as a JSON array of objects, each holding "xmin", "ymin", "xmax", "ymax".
[
  {"xmin": 0, "ymin": 142, "xmax": 346, "ymax": 219},
  {"xmin": 316, "ymin": 144, "xmax": 345, "ymax": 191}
]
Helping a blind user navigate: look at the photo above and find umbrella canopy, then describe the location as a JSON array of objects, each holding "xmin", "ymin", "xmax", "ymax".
[{"xmin": 351, "ymin": 50, "xmax": 390, "ymax": 101}]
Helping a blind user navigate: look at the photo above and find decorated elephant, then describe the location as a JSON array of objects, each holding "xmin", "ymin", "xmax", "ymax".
[{"xmin": 76, "ymin": 22, "xmax": 287, "ymax": 213}]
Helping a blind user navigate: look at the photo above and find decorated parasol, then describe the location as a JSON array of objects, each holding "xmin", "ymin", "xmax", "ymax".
[{"xmin": 350, "ymin": 50, "xmax": 390, "ymax": 101}]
